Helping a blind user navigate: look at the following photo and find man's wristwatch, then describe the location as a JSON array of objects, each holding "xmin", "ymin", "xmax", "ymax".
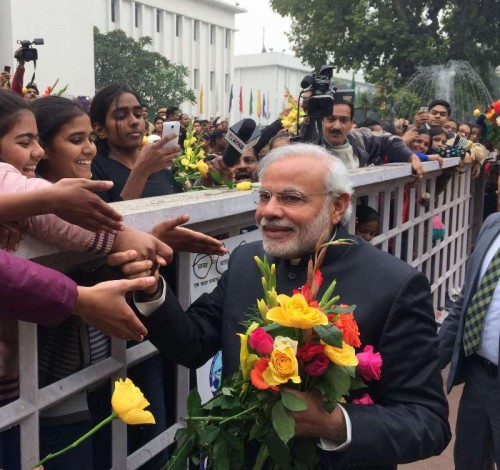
[{"xmin": 135, "ymin": 277, "xmax": 163, "ymax": 303}]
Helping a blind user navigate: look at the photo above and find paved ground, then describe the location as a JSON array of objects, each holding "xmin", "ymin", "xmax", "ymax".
[{"xmin": 401, "ymin": 368, "xmax": 461, "ymax": 470}]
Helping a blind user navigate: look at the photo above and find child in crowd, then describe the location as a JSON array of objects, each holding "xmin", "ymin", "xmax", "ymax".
[
  {"xmin": 355, "ymin": 205, "xmax": 380, "ymax": 243},
  {"xmin": 407, "ymin": 129, "xmax": 444, "ymax": 166}
]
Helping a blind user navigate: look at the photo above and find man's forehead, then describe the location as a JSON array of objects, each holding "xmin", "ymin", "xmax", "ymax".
[
  {"xmin": 328, "ymin": 104, "xmax": 352, "ymax": 118},
  {"xmin": 430, "ymin": 104, "xmax": 448, "ymax": 113}
]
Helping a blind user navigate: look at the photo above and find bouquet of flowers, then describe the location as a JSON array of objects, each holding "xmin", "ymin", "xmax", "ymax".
[
  {"xmin": 474, "ymin": 100, "xmax": 500, "ymax": 149},
  {"xmin": 280, "ymin": 89, "xmax": 305, "ymax": 135},
  {"xmin": 172, "ymin": 120, "xmax": 209, "ymax": 191},
  {"xmin": 167, "ymin": 241, "xmax": 382, "ymax": 470}
]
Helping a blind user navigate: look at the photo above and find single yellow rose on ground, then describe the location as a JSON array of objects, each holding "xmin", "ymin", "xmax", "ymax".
[
  {"xmin": 262, "ymin": 344, "xmax": 301, "ymax": 386},
  {"xmin": 323, "ymin": 341, "xmax": 359, "ymax": 367},
  {"xmin": 267, "ymin": 294, "xmax": 328, "ymax": 329},
  {"xmin": 112, "ymin": 378, "xmax": 156, "ymax": 425},
  {"xmin": 237, "ymin": 333, "xmax": 258, "ymax": 379}
]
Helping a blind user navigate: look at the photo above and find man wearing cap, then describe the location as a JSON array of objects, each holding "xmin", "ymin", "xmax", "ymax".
[
  {"xmin": 157, "ymin": 107, "xmax": 167, "ymax": 120},
  {"xmin": 321, "ymin": 100, "xmax": 425, "ymax": 177}
]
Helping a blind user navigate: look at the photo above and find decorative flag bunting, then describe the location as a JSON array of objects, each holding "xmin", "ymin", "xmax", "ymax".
[
  {"xmin": 256, "ymin": 90, "xmax": 261, "ymax": 117},
  {"xmin": 266, "ymin": 92, "xmax": 271, "ymax": 119},
  {"xmin": 249, "ymin": 89, "xmax": 253, "ymax": 115},
  {"xmin": 239, "ymin": 86, "xmax": 243, "ymax": 113},
  {"xmin": 199, "ymin": 85, "xmax": 204, "ymax": 115},
  {"xmin": 215, "ymin": 85, "xmax": 220, "ymax": 117},
  {"xmin": 262, "ymin": 93, "xmax": 266, "ymax": 119},
  {"xmin": 229, "ymin": 84, "xmax": 233, "ymax": 113}
]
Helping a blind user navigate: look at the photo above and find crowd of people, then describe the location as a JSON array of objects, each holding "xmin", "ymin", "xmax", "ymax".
[{"xmin": 0, "ymin": 60, "xmax": 499, "ymax": 470}]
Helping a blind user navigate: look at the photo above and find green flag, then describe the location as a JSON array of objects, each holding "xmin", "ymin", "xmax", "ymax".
[
  {"xmin": 351, "ymin": 72, "xmax": 356, "ymax": 90},
  {"xmin": 249, "ymin": 89, "xmax": 253, "ymax": 115}
]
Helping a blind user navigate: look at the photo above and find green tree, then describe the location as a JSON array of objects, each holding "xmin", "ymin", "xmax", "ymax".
[
  {"xmin": 270, "ymin": 0, "xmax": 500, "ymax": 90},
  {"xmin": 94, "ymin": 27, "xmax": 195, "ymax": 112}
]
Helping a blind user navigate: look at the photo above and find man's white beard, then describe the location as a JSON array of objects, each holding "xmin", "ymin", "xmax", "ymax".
[{"xmin": 260, "ymin": 202, "xmax": 332, "ymax": 259}]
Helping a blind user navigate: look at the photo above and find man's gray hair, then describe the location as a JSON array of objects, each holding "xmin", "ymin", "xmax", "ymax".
[{"xmin": 257, "ymin": 143, "xmax": 354, "ymax": 222}]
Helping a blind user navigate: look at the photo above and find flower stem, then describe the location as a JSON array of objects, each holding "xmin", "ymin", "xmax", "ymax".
[
  {"xmin": 32, "ymin": 412, "xmax": 117, "ymax": 469},
  {"xmin": 185, "ymin": 405, "xmax": 260, "ymax": 426}
]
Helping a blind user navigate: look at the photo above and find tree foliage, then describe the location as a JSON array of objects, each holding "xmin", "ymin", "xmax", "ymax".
[
  {"xmin": 94, "ymin": 27, "xmax": 195, "ymax": 111},
  {"xmin": 271, "ymin": 0, "xmax": 500, "ymax": 89}
]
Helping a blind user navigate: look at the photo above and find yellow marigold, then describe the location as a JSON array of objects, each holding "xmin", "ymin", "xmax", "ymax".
[
  {"xmin": 111, "ymin": 378, "xmax": 155, "ymax": 425},
  {"xmin": 237, "ymin": 332, "xmax": 258, "ymax": 379},
  {"xmin": 266, "ymin": 294, "xmax": 328, "ymax": 329},
  {"xmin": 323, "ymin": 341, "xmax": 359, "ymax": 367},
  {"xmin": 262, "ymin": 343, "xmax": 301, "ymax": 386}
]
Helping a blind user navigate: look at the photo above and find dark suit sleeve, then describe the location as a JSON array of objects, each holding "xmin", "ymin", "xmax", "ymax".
[
  {"xmin": 142, "ymin": 272, "xmax": 227, "ymax": 369},
  {"xmin": 325, "ymin": 272, "xmax": 451, "ymax": 467}
]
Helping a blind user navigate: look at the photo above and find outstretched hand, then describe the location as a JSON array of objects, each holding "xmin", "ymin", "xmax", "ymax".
[
  {"xmin": 152, "ymin": 214, "xmax": 228, "ymax": 255},
  {"xmin": 0, "ymin": 222, "xmax": 22, "ymax": 252},
  {"xmin": 74, "ymin": 277, "xmax": 156, "ymax": 341},
  {"xmin": 49, "ymin": 179, "xmax": 124, "ymax": 233}
]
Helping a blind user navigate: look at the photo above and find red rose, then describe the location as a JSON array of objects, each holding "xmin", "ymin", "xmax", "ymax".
[
  {"xmin": 297, "ymin": 342, "xmax": 325, "ymax": 362},
  {"xmin": 356, "ymin": 345, "xmax": 382, "ymax": 381},
  {"xmin": 493, "ymin": 100, "xmax": 500, "ymax": 114},
  {"xmin": 248, "ymin": 327, "xmax": 274, "ymax": 355},
  {"xmin": 303, "ymin": 353, "xmax": 329, "ymax": 377},
  {"xmin": 352, "ymin": 393, "xmax": 374, "ymax": 405}
]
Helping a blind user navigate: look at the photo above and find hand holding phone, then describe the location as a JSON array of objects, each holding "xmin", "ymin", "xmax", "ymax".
[{"xmin": 162, "ymin": 121, "xmax": 180, "ymax": 150}]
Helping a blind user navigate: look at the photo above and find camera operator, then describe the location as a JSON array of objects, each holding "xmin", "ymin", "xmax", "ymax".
[
  {"xmin": 11, "ymin": 39, "xmax": 43, "ymax": 101},
  {"xmin": 319, "ymin": 97, "xmax": 424, "ymax": 177}
]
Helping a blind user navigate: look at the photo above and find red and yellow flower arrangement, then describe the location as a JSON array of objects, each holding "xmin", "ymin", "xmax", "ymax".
[
  {"xmin": 474, "ymin": 99, "xmax": 500, "ymax": 149},
  {"xmin": 167, "ymin": 240, "xmax": 382, "ymax": 469}
]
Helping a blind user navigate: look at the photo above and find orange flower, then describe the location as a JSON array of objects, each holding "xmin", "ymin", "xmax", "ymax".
[
  {"xmin": 251, "ymin": 358, "xmax": 277, "ymax": 391},
  {"xmin": 334, "ymin": 312, "xmax": 361, "ymax": 348}
]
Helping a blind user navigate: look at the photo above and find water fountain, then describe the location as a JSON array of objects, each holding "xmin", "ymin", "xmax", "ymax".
[{"xmin": 394, "ymin": 60, "xmax": 493, "ymax": 123}]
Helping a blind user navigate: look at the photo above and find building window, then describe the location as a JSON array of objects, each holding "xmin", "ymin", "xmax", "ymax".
[
  {"xmin": 194, "ymin": 69, "xmax": 199, "ymax": 89},
  {"xmin": 176, "ymin": 15, "xmax": 182, "ymax": 37},
  {"xmin": 134, "ymin": 2, "xmax": 140, "ymax": 28},
  {"xmin": 210, "ymin": 71, "xmax": 215, "ymax": 91},
  {"xmin": 194, "ymin": 20, "xmax": 199, "ymax": 41},
  {"xmin": 111, "ymin": 0, "xmax": 116, "ymax": 22},
  {"xmin": 225, "ymin": 29, "xmax": 231, "ymax": 49},
  {"xmin": 156, "ymin": 9, "xmax": 161, "ymax": 33},
  {"xmin": 210, "ymin": 25, "xmax": 215, "ymax": 45},
  {"xmin": 225, "ymin": 73, "xmax": 229, "ymax": 92}
]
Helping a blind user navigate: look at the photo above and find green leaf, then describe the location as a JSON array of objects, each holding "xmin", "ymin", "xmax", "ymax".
[
  {"xmin": 213, "ymin": 435, "xmax": 230, "ymax": 470},
  {"xmin": 323, "ymin": 365, "xmax": 351, "ymax": 400},
  {"xmin": 314, "ymin": 324, "xmax": 342, "ymax": 348},
  {"xmin": 221, "ymin": 387, "xmax": 233, "ymax": 396},
  {"xmin": 252, "ymin": 443, "xmax": 270, "ymax": 470},
  {"xmin": 329, "ymin": 304, "xmax": 357, "ymax": 314},
  {"xmin": 203, "ymin": 396, "xmax": 223, "ymax": 410},
  {"xmin": 345, "ymin": 365, "xmax": 357, "ymax": 378},
  {"xmin": 249, "ymin": 416, "xmax": 269, "ymax": 441},
  {"xmin": 281, "ymin": 391, "xmax": 308, "ymax": 412},
  {"xmin": 263, "ymin": 428, "xmax": 292, "ymax": 468},
  {"xmin": 165, "ymin": 434, "xmax": 196, "ymax": 470},
  {"xmin": 187, "ymin": 389, "xmax": 202, "ymax": 416},
  {"xmin": 263, "ymin": 322, "xmax": 296, "ymax": 338},
  {"xmin": 221, "ymin": 428, "xmax": 244, "ymax": 451},
  {"xmin": 350, "ymin": 373, "xmax": 368, "ymax": 389},
  {"xmin": 210, "ymin": 171, "xmax": 223, "ymax": 183},
  {"xmin": 271, "ymin": 401, "xmax": 295, "ymax": 445},
  {"xmin": 220, "ymin": 395, "xmax": 241, "ymax": 410},
  {"xmin": 291, "ymin": 437, "xmax": 319, "ymax": 469},
  {"xmin": 197, "ymin": 425, "xmax": 220, "ymax": 446}
]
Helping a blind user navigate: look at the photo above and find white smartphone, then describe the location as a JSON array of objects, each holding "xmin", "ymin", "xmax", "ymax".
[{"xmin": 162, "ymin": 121, "xmax": 180, "ymax": 150}]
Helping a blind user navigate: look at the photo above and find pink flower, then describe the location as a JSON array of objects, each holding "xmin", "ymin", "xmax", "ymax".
[
  {"xmin": 303, "ymin": 353, "xmax": 329, "ymax": 377},
  {"xmin": 356, "ymin": 345, "xmax": 382, "ymax": 381},
  {"xmin": 249, "ymin": 327, "xmax": 274, "ymax": 355},
  {"xmin": 352, "ymin": 393, "xmax": 374, "ymax": 405}
]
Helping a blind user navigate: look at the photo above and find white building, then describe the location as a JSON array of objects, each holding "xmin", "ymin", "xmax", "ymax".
[
  {"xmin": 0, "ymin": 0, "xmax": 244, "ymax": 118},
  {"xmin": 231, "ymin": 51, "xmax": 372, "ymax": 125}
]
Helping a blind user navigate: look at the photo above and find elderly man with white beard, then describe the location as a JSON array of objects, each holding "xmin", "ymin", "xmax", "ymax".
[{"xmin": 113, "ymin": 144, "xmax": 450, "ymax": 469}]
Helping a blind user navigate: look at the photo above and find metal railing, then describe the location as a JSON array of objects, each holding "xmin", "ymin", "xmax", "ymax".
[{"xmin": 0, "ymin": 158, "xmax": 483, "ymax": 469}]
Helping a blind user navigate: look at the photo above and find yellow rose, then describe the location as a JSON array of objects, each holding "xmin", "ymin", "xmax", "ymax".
[
  {"xmin": 266, "ymin": 294, "xmax": 328, "ymax": 329},
  {"xmin": 237, "ymin": 332, "xmax": 258, "ymax": 379},
  {"xmin": 486, "ymin": 110, "xmax": 494, "ymax": 119},
  {"xmin": 181, "ymin": 158, "xmax": 189, "ymax": 166},
  {"xmin": 273, "ymin": 335, "xmax": 298, "ymax": 355},
  {"xmin": 262, "ymin": 344, "xmax": 301, "ymax": 386},
  {"xmin": 236, "ymin": 181, "xmax": 253, "ymax": 191},
  {"xmin": 323, "ymin": 341, "xmax": 359, "ymax": 367},
  {"xmin": 195, "ymin": 160, "xmax": 209, "ymax": 177},
  {"xmin": 111, "ymin": 378, "xmax": 156, "ymax": 425}
]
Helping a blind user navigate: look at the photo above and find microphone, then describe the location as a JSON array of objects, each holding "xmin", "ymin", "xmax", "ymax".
[{"xmin": 222, "ymin": 118, "xmax": 261, "ymax": 167}]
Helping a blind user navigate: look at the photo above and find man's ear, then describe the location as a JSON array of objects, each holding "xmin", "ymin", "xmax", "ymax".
[
  {"xmin": 93, "ymin": 123, "xmax": 108, "ymax": 140},
  {"xmin": 329, "ymin": 193, "xmax": 351, "ymax": 226}
]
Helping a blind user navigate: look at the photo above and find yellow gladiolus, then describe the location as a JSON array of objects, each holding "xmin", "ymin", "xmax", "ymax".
[
  {"xmin": 323, "ymin": 341, "xmax": 359, "ymax": 367},
  {"xmin": 199, "ymin": 149, "xmax": 205, "ymax": 158},
  {"xmin": 183, "ymin": 139, "xmax": 191, "ymax": 149},
  {"xmin": 111, "ymin": 378, "xmax": 156, "ymax": 425},
  {"xmin": 262, "ymin": 343, "xmax": 301, "ymax": 386},
  {"xmin": 236, "ymin": 181, "xmax": 253, "ymax": 191},
  {"xmin": 181, "ymin": 158, "xmax": 190, "ymax": 166},
  {"xmin": 267, "ymin": 294, "xmax": 328, "ymax": 329},
  {"xmin": 237, "ymin": 333, "xmax": 258, "ymax": 379},
  {"xmin": 257, "ymin": 298, "xmax": 269, "ymax": 322},
  {"xmin": 191, "ymin": 137, "xmax": 197, "ymax": 145}
]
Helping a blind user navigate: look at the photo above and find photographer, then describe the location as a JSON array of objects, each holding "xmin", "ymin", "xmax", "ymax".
[{"xmin": 11, "ymin": 39, "xmax": 43, "ymax": 100}]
